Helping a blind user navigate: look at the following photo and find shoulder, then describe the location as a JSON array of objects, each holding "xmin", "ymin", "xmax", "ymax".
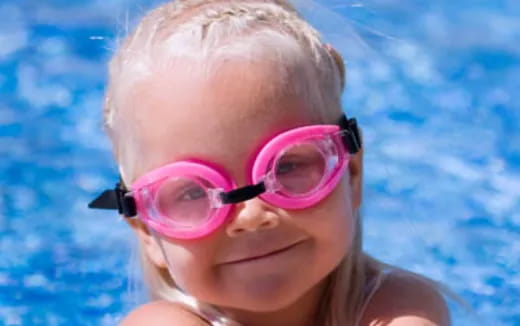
[
  {"xmin": 119, "ymin": 300, "xmax": 210, "ymax": 326},
  {"xmin": 360, "ymin": 270, "xmax": 451, "ymax": 326}
]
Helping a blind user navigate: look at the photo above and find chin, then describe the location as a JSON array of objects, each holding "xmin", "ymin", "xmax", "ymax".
[{"xmin": 220, "ymin": 272, "xmax": 325, "ymax": 314}]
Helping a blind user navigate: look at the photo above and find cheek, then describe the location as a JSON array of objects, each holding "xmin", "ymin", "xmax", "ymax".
[
  {"xmin": 329, "ymin": 179, "xmax": 356, "ymax": 241},
  {"xmin": 296, "ymin": 178, "xmax": 356, "ymax": 257},
  {"xmin": 159, "ymin": 238, "xmax": 220, "ymax": 295},
  {"xmin": 331, "ymin": 178, "xmax": 356, "ymax": 242}
]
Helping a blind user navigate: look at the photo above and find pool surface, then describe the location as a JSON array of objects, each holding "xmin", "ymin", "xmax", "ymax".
[{"xmin": 1, "ymin": 0, "xmax": 519, "ymax": 325}]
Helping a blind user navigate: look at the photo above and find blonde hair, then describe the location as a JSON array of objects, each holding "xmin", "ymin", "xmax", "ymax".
[
  {"xmin": 104, "ymin": 0, "xmax": 347, "ymax": 170},
  {"xmin": 105, "ymin": 0, "xmax": 383, "ymax": 325}
]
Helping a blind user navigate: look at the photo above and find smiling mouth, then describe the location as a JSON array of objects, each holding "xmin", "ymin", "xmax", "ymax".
[{"xmin": 222, "ymin": 241, "xmax": 304, "ymax": 265}]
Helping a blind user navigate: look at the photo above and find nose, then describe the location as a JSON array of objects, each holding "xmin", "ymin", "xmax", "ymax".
[{"xmin": 225, "ymin": 198, "xmax": 280, "ymax": 237}]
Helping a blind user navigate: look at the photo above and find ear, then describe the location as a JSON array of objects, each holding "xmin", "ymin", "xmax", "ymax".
[
  {"xmin": 348, "ymin": 145, "xmax": 363, "ymax": 211},
  {"xmin": 126, "ymin": 218, "xmax": 168, "ymax": 269}
]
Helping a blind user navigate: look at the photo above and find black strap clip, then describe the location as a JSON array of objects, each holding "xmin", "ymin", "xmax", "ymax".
[
  {"xmin": 88, "ymin": 181, "xmax": 137, "ymax": 218},
  {"xmin": 338, "ymin": 115, "xmax": 362, "ymax": 154}
]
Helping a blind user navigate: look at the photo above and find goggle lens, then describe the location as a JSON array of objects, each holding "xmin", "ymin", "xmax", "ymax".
[
  {"xmin": 154, "ymin": 177, "xmax": 213, "ymax": 228},
  {"xmin": 273, "ymin": 141, "xmax": 328, "ymax": 196}
]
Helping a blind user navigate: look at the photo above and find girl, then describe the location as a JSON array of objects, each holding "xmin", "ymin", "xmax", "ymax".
[{"xmin": 89, "ymin": 0, "xmax": 451, "ymax": 325}]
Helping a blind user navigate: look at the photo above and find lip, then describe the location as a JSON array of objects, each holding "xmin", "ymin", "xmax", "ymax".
[{"xmin": 220, "ymin": 240, "xmax": 305, "ymax": 265}]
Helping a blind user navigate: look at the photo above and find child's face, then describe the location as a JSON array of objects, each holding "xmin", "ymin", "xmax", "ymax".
[{"xmin": 121, "ymin": 60, "xmax": 362, "ymax": 312}]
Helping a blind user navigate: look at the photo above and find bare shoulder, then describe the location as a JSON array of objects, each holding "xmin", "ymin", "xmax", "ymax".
[
  {"xmin": 360, "ymin": 270, "xmax": 451, "ymax": 326},
  {"xmin": 119, "ymin": 300, "xmax": 210, "ymax": 326}
]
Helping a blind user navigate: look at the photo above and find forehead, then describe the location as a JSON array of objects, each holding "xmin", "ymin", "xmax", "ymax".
[{"xmin": 120, "ymin": 60, "xmax": 320, "ymax": 181}]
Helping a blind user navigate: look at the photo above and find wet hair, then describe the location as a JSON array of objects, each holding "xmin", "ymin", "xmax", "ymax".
[{"xmin": 104, "ymin": 1, "xmax": 377, "ymax": 325}]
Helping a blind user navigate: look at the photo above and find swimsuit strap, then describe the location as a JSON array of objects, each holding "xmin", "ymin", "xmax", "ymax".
[
  {"xmin": 174, "ymin": 291, "xmax": 241, "ymax": 326},
  {"xmin": 356, "ymin": 267, "xmax": 394, "ymax": 325}
]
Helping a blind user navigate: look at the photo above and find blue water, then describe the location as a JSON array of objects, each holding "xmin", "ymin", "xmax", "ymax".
[{"xmin": 0, "ymin": 0, "xmax": 519, "ymax": 325}]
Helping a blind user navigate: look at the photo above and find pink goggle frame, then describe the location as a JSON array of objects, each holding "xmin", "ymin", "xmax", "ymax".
[{"xmin": 89, "ymin": 114, "xmax": 361, "ymax": 240}]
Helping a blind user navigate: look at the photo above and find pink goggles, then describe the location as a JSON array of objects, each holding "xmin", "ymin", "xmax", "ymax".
[{"xmin": 89, "ymin": 114, "xmax": 361, "ymax": 240}]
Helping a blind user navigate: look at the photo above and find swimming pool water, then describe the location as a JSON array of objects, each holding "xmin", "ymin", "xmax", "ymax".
[{"xmin": 1, "ymin": 0, "xmax": 519, "ymax": 325}]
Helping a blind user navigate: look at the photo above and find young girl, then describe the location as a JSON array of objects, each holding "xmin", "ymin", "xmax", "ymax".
[{"xmin": 89, "ymin": 0, "xmax": 451, "ymax": 325}]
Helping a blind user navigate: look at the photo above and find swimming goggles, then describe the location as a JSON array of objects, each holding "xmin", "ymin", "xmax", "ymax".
[{"xmin": 89, "ymin": 114, "xmax": 361, "ymax": 240}]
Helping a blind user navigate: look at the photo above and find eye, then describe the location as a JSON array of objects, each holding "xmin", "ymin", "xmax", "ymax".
[
  {"xmin": 177, "ymin": 186, "xmax": 207, "ymax": 201},
  {"xmin": 276, "ymin": 160, "xmax": 308, "ymax": 175},
  {"xmin": 273, "ymin": 143, "xmax": 327, "ymax": 195}
]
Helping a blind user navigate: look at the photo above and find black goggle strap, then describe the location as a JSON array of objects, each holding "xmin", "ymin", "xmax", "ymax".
[
  {"xmin": 338, "ymin": 114, "xmax": 362, "ymax": 154},
  {"xmin": 87, "ymin": 178, "xmax": 137, "ymax": 218},
  {"xmin": 219, "ymin": 182, "xmax": 266, "ymax": 204},
  {"xmin": 88, "ymin": 114, "xmax": 361, "ymax": 213}
]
